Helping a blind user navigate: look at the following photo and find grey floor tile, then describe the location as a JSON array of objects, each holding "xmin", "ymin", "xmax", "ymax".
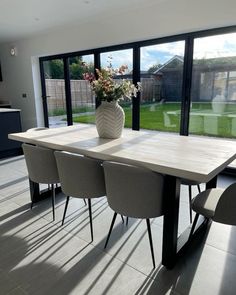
[
  {"xmin": 205, "ymin": 222, "xmax": 236, "ymax": 256},
  {"xmin": 54, "ymin": 197, "xmax": 161, "ymax": 274},
  {"xmin": 0, "ymin": 156, "xmax": 27, "ymax": 175},
  {"xmin": 0, "ymin": 175, "xmax": 29, "ymax": 199},
  {"xmin": 1, "ymin": 156, "xmax": 236, "ymax": 295},
  {"xmin": 0, "ymin": 168, "xmax": 27, "ymax": 188},
  {"xmin": 174, "ymin": 243, "xmax": 236, "ymax": 295},
  {"xmin": 6, "ymin": 287, "xmax": 28, "ymax": 295},
  {"xmin": 0, "ymin": 269, "xmax": 20, "ymax": 295}
]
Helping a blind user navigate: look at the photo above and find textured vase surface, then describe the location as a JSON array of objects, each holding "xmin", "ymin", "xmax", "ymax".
[{"xmin": 95, "ymin": 101, "xmax": 125, "ymax": 139}]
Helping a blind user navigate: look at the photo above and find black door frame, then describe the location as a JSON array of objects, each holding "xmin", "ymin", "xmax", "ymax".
[
  {"xmin": 39, "ymin": 25, "xmax": 236, "ymax": 132},
  {"xmin": 40, "ymin": 53, "xmax": 96, "ymax": 127}
]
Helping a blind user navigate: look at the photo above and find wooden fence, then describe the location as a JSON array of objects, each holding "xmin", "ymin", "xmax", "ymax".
[{"xmin": 45, "ymin": 78, "xmax": 162, "ymax": 112}]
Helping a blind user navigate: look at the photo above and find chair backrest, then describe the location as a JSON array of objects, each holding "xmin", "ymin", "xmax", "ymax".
[
  {"xmin": 26, "ymin": 127, "xmax": 49, "ymax": 132},
  {"xmin": 22, "ymin": 143, "xmax": 59, "ymax": 184},
  {"xmin": 55, "ymin": 151, "xmax": 106, "ymax": 198},
  {"xmin": 213, "ymin": 182, "xmax": 236, "ymax": 226},
  {"xmin": 103, "ymin": 161, "xmax": 164, "ymax": 219}
]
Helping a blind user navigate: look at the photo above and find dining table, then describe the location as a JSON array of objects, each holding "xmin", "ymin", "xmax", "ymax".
[{"xmin": 8, "ymin": 123, "xmax": 236, "ymax": 269}]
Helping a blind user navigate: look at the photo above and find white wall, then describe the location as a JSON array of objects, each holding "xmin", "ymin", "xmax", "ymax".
[{"xmin": 0, "ymin": 0, "xmax": 235, "ymax": 130}]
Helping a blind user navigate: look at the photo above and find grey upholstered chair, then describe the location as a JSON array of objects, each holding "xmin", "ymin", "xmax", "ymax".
[
  {"xmin": 190, "ymin": 183, "xmax": 236, "ymax": 237},
  {"xmin": 181, "ymin": 179, "xmax": 202, "ymax": 223},
  {"xmin": 22, "ymin": 143, "xmax": 60, "ymax": 221},
  {"xmin": 54, "ymin": 151, "xmax": 106, "ymax": 242},
  {"xmin": 103, "ymin": 161, "xmax": 164, "ymax": 268},
  {"xmin": 26, "ymin": 128, "xmax": 51, "ymax": 190}
]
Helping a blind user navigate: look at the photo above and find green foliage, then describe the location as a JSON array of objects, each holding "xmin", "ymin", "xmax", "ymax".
[
  {"xmin": 147, "ymin": 63, "xmax": 162, "ymax": 73},
  {"xmin": 69, "ymin": 56, "xmax": 94, "ymax": 79},
  {"xmin": 44, "ymin": 57, "xmax": 94, "ymax": 80},
  {"xmin": 193, "ymin": 56, "xmax": 236, "ymax": 67},
  {"xmin": 69, "ymin": 56, "xmax": 81, "ymax": 65},
  {"xmin": 69, "ymin": 63, "xmax": 84, "ymax": 79},
  {"xmin": 44, "ymin": 59, "xmax": 64, "ymax": 79}
]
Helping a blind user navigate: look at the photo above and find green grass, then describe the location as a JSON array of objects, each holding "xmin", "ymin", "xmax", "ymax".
[
  {"xmin": 71, "ymin": 102, "xmax": 236, "ymax": 138},
  {"xmin": 72, "ymin": 103, "xmax": 181, "ymax": 129},
  {"xmin": 48, "ymin": 106, "xmax": 94, "ymax": 117}
]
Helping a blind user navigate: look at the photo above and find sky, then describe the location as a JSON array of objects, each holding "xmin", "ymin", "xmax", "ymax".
[{"xmin": 82, "ymin": 32, "xmax": 236, "ymax": 72}]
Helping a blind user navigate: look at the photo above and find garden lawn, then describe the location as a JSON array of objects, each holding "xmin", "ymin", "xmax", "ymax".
[{"xmin": 72, "ymin": 102, "xmax": 236, "ymax": 138}]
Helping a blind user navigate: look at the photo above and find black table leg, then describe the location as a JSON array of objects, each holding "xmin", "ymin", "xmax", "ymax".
[
  {"xmin": 206, "ymin": 175, "xmax": 217, "ymax": 189},
  {"xmin": 29, "ymin": 178, "xmax": 61, "ymax": 203},
  {"xmin": 162, "ymin": 175, "xmax": 181, "ymax": 269},
  {"xmin": 29, "ymin": 178, "xmax": 40, "ymax": 203},
  {"xmin": 162, "ymin": 174, "xmax": 218, "ymax": 269}
]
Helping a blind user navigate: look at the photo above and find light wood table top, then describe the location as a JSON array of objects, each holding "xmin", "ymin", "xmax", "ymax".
[
  {"xmin": 0, "ymin": 108, "xmax": 21, "ymax": 113},
  {"xmin": 9, "ymin": 124, "xmax": 236, "ymax": 183}
]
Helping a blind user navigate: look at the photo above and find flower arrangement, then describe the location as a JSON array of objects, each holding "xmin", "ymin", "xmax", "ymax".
[{"xmin": 83, "ymin": 62, "xmax": 141, "ymax": 102}]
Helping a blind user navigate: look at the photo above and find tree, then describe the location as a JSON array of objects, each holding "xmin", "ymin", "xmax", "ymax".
[
  {"xmin": 44, "ymin": 59, "xmax": 64, "ymax": 79},
  {"xmin": 147, "ymin": 63, "xmax": 162, "ymax": 73},
  {"xmin": 70, "ymin": 58, "xmax": 94, "ymax": 80},
  {"xmin": 44, "ymin": 57, "xmax": 95, "ymax": 80}
]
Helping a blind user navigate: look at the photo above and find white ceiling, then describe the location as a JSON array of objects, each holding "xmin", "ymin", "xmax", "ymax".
[{"xmin": 0, "ymin": 0, "xmax": 159, "ymax": 43}]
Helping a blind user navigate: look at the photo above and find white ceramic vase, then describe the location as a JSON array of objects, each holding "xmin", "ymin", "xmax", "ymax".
[{"xmin": 95, "ymin": 101, "xmax": 125, "ymax": 139}]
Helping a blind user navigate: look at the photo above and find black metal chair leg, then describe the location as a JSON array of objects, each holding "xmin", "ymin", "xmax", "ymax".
[
  {"xmin": 189, "ymin": 213, "xmax": 200, "ymax": 239},
  {"xmin": 197, "ymin": 184, "xmax": 201, "ymax": 193},
  {"xmin": 146, "ymin": 219, "xmax": 156, "ymax": 269},
  {"xmin": 51, "ymin": 183, "xmax": 55, "ymax": 221},
  {"xmin": 126, "ymin": 217, "xmax": 129, "ymax": 226},
  {"xmin": 121, "ymin": 215, "xmax": 124, "ymax": 223},
  {"xmin": 61, "ymin": 196, "xmax": 70, "ymax": 226},
  {"xmin": 188, "ymin": 185, "xmax": 193, "ymax": 223},
  {"xmin": 88, "ymin": 199, "xmax": 93, "ymax": 242},
  {"xmin": 30, "ymin": 179, "xmax": 35, "ymax": 210},
  {"xmin": 83, "ymin": 199, "xmax": 87, "ymax": 206},
  {"xmin": 104, "ymin": 212, "xmax": 117, "ymax": 249}
]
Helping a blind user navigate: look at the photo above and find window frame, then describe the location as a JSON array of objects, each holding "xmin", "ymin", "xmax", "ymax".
[{"xmin": 39, "ymin": 25, "xmax": 236, "ymax": 134}]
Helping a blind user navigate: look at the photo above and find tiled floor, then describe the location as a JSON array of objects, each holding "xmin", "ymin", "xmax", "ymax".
[{"xmin": 1, "ymin": 155, "xmax": 236, "ymax": 294}]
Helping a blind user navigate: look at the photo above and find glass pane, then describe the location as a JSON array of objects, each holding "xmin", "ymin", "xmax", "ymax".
[
  {"xmin": 140, "ymin": 41, "xmax": 185, "ymax": 132},
  {"xmin": 43, "ymin": 59, "xmax": 67, "ymax": 128},
  {"xmin": 69, "ymin": 55, "xmax": 95, "ymax": 125},
  {"xmin": 100, "ymin": 49, "xmax": 133, "ymax": 128},
  {"xmin": 190, "ymin": 32, "xmax": 236, "ymax": 138}
]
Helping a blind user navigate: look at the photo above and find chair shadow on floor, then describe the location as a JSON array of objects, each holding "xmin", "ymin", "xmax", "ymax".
[
  {"xmin": 143, "ymin": 225, "xmax": 211, "ymax": 294},
  {"xmin": 41, "ymin": 220, "xmax": 210, "ymax": 295},
  {"xmin": 0, "ymin": 194, "xmax": 211, "ymax": 295},
  {"xmin": 0, "ymin": 235, "xmax": 65, "ymax": 294}
]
